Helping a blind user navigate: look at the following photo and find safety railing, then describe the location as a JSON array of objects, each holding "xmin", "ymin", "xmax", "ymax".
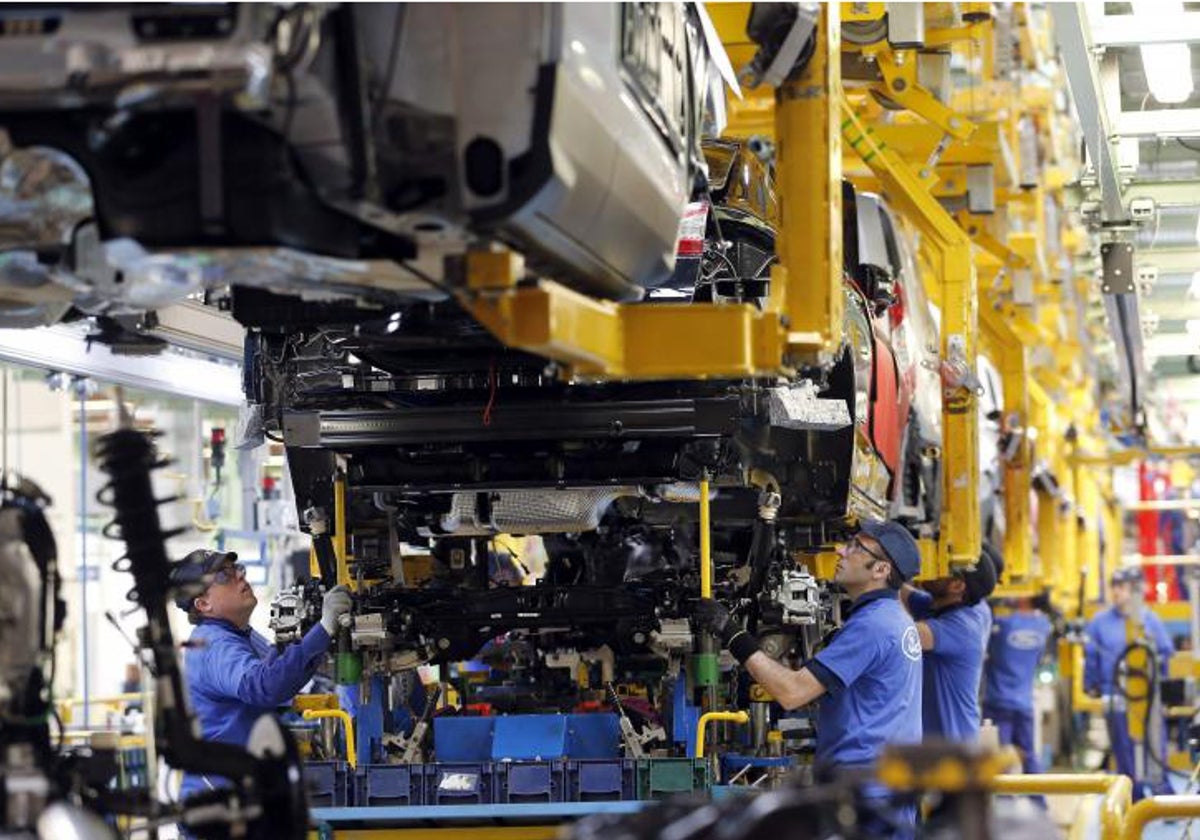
[
  {"xmin": 1121, "ymin": 795, "xmax": 1200, "ymax": 840},
  {"xmin": 694, "ymin": 710, "xmax": 749, "ymax": 758},
  {"xmin": 302, "ymin": 708, "xmax": 357, "ymax": 769},
  {"xmin": 992, "ymin": 773, "xmax": 1131, "ymax": 840}
]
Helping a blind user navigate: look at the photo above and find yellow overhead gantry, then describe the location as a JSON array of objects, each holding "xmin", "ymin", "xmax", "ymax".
[{"xmin": 462, "ymin": 4, "xmax": 1116, "ymax": 595}]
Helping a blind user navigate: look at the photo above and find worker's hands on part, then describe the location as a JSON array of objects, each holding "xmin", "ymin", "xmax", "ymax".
[
  {"xmin": 692, "ymin": 598, "xmax": 738, "ymax": 645},
  {"xmin": 320, "ymin": 585, "xmax": 353, "ymax": 635}
]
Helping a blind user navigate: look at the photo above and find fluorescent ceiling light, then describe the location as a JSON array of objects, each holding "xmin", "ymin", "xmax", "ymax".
[
  {"xmin": 1139, "ymin": 2, "xmax": 1194, "ymax": 104},
  {"xmin": 1142, "ymin": 43, "xmax": 1194, "ymax": 104}
]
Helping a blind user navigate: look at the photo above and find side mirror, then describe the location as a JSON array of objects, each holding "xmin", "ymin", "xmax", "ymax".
[{"xmin": 854, "ymin": 192, "xmax": 896, "ymax": 313}]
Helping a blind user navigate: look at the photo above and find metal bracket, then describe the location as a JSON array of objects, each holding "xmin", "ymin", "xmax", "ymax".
[{"xmin": 1100, "ymin": 241, "xmax": 1135, "ymax": 295}]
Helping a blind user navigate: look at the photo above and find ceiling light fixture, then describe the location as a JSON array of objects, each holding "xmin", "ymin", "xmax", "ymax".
[{"xmin": 1139, "ymin": 3, "xmax": 1194, "ymax": 104}]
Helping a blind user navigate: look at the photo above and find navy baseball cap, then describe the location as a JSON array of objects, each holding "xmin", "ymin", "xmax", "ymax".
[
  {"xmin": 961, "ymin": 546, "xmax": 999, "ymax": 605},
  {"xmin": 857, "ymin": 520, "xmax": 921, "ymax": 581},
  {"xmin": 1111, "ymin": 566, "xmax": 1144, "ymax": 586},
  {"xmin": 170, "ymin": 549, "xmax": 238, "ymax": 611}
]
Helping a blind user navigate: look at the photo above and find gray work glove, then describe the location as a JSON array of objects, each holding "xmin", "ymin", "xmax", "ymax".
[{"xmin": 320, "ymin": 585, "xmax": 352, "ymax": 635}]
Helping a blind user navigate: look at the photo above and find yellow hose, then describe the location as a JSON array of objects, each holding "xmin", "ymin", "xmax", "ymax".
[
  {"xmin": 695, "ymin": 710, "xmax": 749, "ymax": 757},
  {"xmin": 303, "ymin": 709, "xmax": 357, "ymax": 768},
  {"xmin": 700, "ymin": 477, "xmax": 712, "ymax": 598}
]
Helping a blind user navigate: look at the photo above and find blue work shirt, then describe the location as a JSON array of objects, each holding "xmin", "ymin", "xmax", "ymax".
[
  {"xmin": 179, "ymin": 618, "xmax": 331, "ymax": 799},
  {"xmin": 909, "ymin": 590, "xmax": 992, "ymax": 741},
  {"xmin": 983, "ymin": 610, "xmax": 1051, "ymax": 713},
  {"xmin": 1083, "ymin": 606, "xmax": 1173, "ymax": 695},
  {"xmin": 810, "ymin": 589, "xmax": 923, "ymax": 768}
]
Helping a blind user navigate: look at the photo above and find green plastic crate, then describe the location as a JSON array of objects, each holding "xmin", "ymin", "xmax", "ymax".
[{"xmin": 636, "ymin": 758, "xmax": 711, "ymax": 799}]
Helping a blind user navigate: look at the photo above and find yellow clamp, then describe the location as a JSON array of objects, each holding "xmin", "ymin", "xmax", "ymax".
[
  {"xmin": 302, "ymin": 709, "xmax": 357, "ymax": 769},
  {"xmin": 695, "ymin": 710, "xmax": 750, "ymax": 758}
]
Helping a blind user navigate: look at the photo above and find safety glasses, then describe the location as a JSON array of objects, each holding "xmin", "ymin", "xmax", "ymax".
[
  {"xmin": 210, "ymin": 562, "xmax": 246, "ymax": 586},
  {"xmin": 849, "ymin": 535, "xmax": 890, "ymax": 568}
]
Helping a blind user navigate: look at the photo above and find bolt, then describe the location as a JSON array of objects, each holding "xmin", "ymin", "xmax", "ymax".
[{"xmin": 892, "ymin": 79, "xmax": 907, "ymax": 92}]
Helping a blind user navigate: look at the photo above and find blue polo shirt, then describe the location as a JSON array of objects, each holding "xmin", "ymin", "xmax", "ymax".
[
  {"xmin": 909, "ymin": 590, "xmax": 991, "ymax": 740},
  {"xmin": 809, "ymin": 589, "xmax": 923, "ymax": 768},
  {"xmin": 983, "ymin": 611, "xmax": 1051, "ymax": 713},
  {"xmin": 179, "ymin": 618, "xmax": 331, "ymax": 799},
  {"xmin": 1083, "ymin": 606, "xmax": 1173, "ymax": 695}
]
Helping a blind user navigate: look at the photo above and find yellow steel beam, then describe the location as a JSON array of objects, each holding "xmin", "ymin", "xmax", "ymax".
[
  {"xmin": 841, "ymin": 99, "xmax": 980, "ymax": 573},
  {"xmin": 870, "ymin": 122, "xmax": 1009, "ymax": 168},
  {"xmin": 772, "ymin": 3, "xmax": 843, "ymax": 358},
  {"xmin": 460, "ymin": 278, "xmax": 785, "ymax": 381}
]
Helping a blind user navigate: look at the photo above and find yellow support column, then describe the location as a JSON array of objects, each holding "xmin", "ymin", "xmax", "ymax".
[
  {"xmin": 773, "ymin": 3, "xmax": 842, "ymax": 358},
  {"xmin": 841, "ymin": 102, "xmax": 980, "ymax": 574},
  {"xmin": 980, "ymin": 300, "xmax": 1032, "ymax": 579}
]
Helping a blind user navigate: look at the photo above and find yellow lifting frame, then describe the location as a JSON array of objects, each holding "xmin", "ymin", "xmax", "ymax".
[
  {"xmin": 461, "ymin": 5, "xmax": 847, "ymax": 378},
  {"xmin": 840, "ymin": 101, "xmax": 980, "ymax": 575},
  {"xmin": 979, "ymin": 299, "xmax": 1032, "ymax": 582}
]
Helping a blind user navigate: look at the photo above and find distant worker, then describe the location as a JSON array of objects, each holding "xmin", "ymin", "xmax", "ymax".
[
  {"xmin": 982, "ymin": 595, "xmax": 1053, "ymax": 774},
  {"xmin": 901, "ymin": 543, "xmax": 999, "ymax": 742},
  {"xmin": 170, "ymin": 549, "xmax": 351, "ymax": 801},
  {"xmin": 1084, "ymin": 566, "xmax": 1174, "ymax": 799},
  {"xmin": 694, "ymin": 520, "xmax": 923, "ymax": 834}
]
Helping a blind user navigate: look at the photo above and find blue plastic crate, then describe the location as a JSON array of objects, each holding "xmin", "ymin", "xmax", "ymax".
[
  {"xmin": 303, "ymin": 761, "xmax": 353, "ymax": 807},
  {"xmin": 433, "ymin": 717, "xmax": 495, "ymax": 761},
  {"xmin": 426, "ymin": 762, "xmax": 493, "ymax": 805},
  {"xmin": 493, "ymin": 761, "xmax": 565, "ymax": 803},
  {"xmin": 564, "ymin": 759, "xmax": 637, "ymax": 802},
  {"xmin": 636, "ymin": 758, "xmax": 711, "ymax": 799},
  {"xmin": 356, "ymin": 764, "xmax": 423, "ymax": 807}
]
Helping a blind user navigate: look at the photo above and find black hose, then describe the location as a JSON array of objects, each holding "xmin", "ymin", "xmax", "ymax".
[{"xmin": 1112, "ymin": 639, "xmax": 1172, "ymax": 778}]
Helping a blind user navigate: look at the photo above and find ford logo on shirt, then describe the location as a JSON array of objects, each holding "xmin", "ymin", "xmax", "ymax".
[
  {"xmin": 1007, "ymin": 629, "xmax": 1044, "ymax": 650},
  {"xmin": 902, "ymin": 626, "xmax": 922, "ymax": 661}
]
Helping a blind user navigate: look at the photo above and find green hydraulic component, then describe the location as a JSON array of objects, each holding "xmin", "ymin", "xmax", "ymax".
[
  {"xmin": 692, "ymin": 652, "xmax": 719, "ymax": 689},
  {"xmin": 335, "ymin": 650, "xmax": 362, "ymax": 685}
]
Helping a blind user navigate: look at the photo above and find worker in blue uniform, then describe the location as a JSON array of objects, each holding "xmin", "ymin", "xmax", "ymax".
[
  {"xmin": 982, "ymin": 596, "xmax": 1053, "ymax": 773},
  {"xmin": 1084, "ymin": 566, "xmax": 1174, "ymax": 800},
  {"xmin": 901, "ymin": 542, "xmax": 999, "ymax": 742},
  {"xmin": 170, "ymin": 549, "xmax": 352, "ymax": 801},
  {"xmin": 694, "ymin": 520, "xmax": 923, "ymax": 836}
]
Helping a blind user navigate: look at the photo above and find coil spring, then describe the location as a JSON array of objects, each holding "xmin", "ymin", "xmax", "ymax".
[{"xmin": 94, "ymin": 428, "xmax": 187, "ymax": 607}]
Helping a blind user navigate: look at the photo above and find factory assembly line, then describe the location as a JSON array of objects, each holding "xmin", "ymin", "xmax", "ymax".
[{"xmin": 0, "ymin": 3, "xmax": 1199, "ymax": 840}]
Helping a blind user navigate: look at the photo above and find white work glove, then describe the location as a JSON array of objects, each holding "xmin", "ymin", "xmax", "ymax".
[{"xmin": 320, "ymin": 585, "xmax": 352, "ymax": 636}]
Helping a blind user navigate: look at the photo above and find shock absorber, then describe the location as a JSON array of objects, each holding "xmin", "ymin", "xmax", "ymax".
[{"xmin": 93, "ymin": 428, "xmax": 265, "ymax": 792}]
